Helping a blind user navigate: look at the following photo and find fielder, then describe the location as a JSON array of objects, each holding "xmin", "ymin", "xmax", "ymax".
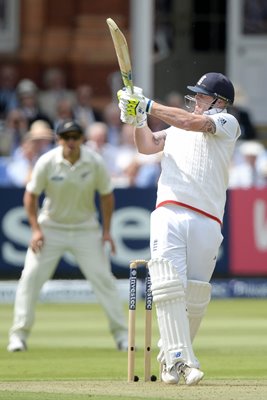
[
  {"xmin": 7, "ymin": 120, "xmax": 128, "ymax": 352},
  {"xmin": 118, "ymin": 73, "xmax": 241, "ymax": 385}
]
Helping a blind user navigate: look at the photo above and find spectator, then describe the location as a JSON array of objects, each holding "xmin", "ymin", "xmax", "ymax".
[
  {"xmin": 0, "ymin": 64, "xmax": 19, "ymax": 119},
  {"xmin": 16, "ymin": 79, "xmax": 52, "ymax": 127},
  {"xmin": 228, "ymin": 85, "xmax": 258, "ymax": 140},
  {"xmin": 0, "ymin": 108, "xmax": 28, "ymax": 156},
  {"xmin": 73, "ymin": 84, "xmax": 103, "ymax": 130},
  {"xmin": 53, "ymin": 97, "xmax": 75, "ymax": 131},
  {"xmin": 85, "ymin": 121, "xmax": 120, "ymax": 177},
  {"xmin": 39, "ymin": 67, "xmax": 76, "ymax": 120},
  {"xmin": 228, "ymin": 140, "xmax": 266, "ymax": 188},
  {"xmin": 103, "ymin": 102, "xmax": 122, "ymax": 146},
  {"xmin": 165, "ymin": 91, "xmax": 184, "ymax": 109},
  {"xmin": 113, "ymin": 124, "xmax": 161, "ymax": 187},
  {"xmin": 6, "ymin": 120, "xmax": 54, "ymax": 187}
]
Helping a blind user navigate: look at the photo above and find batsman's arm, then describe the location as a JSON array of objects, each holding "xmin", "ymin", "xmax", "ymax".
[
  {"xmin": 149, "ymin": 102, "xmax": 216, "ymax": 134},
  {"xmin": 134, "ymin": 125, "xmax": 166, "ymax": 155}
]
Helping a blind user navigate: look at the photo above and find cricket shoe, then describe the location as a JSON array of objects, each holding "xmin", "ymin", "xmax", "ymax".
[
  {"xmin": 161, "ymin": 363, "xmax": 180, "ymax": 384},
  {"xmin": 7, "ymin": 337, "xmax": 27, "ymax": 352},
  {"xmin": 177, "ymin": 363, "xmax": 204, "ymax": 386},
  {"xmin": 116, "ymin": 338, "xmax": 128, "ymax": 352}
]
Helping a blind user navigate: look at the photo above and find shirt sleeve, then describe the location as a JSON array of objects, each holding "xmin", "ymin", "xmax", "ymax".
[
  {"xmin": 212, "ymin": 112, "xmax": 241, "ymax": 141},
  {"xmin": 26, "ymin": 155, "xmax": 48, "ymax": 195}
]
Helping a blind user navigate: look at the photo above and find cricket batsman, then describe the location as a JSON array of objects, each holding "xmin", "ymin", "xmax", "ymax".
[{"xmin": 118, "ymin": 72, "xmax": 241, "ymax": 385}]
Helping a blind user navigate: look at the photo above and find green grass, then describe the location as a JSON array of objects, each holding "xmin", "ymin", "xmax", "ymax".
[{"xmin": 0, "ymin": 299, "xmax": 267, "ymax": 399}]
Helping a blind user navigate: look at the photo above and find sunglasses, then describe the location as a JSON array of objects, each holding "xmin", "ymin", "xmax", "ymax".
[{"xmin": 60, "ymin": 133, "xmax": 82, "ymax": 141}]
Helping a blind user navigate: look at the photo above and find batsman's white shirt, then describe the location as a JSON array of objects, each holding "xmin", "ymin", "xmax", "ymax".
[
  {"xmin": 156, "ymin": 111, "xmax": 241, "ymax": 224},
  {"xmin": 27, "ymin": 145, "xmax": 113, "ymax": 227}
]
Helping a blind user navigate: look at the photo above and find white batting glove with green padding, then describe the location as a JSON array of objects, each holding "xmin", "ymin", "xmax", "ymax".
[{"xmin": 118, "ymin": 86, "xmax": 154, "ymax": 128}]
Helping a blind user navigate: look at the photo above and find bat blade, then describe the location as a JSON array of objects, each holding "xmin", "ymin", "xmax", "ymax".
[{"xmin": 106, "ymin": 18, "xmax": 133, "ymax": 93}]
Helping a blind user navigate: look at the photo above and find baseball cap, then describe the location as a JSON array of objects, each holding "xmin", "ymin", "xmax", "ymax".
[
  {"xmin": 56, "ymin": 120, "xmax": 83, "ymax": 136},
  {"xmin": 187, "ymin": 72, "xmax": 235, "ymax": 104}
]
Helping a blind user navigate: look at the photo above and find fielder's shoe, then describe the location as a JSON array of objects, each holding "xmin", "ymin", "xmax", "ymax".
[
  {"xmin": 7, "ymin": 337, "xmax": 27, "ymax": 352},
  {"xmin": 116, "ymin": 338, "xmax": 128, "ymax": 352},
  {"xmin": 161, "ymin": 363, "xmax": 180, "ymax": 384},
  {"xmin": 177, "ymin": 363, "xmax": 204, "ymax": 386}
]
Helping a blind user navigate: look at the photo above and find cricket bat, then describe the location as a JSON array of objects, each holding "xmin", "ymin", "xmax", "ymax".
[{"xmin": 106, "ymin": 18, "xmax": 134, "ymax": 93}]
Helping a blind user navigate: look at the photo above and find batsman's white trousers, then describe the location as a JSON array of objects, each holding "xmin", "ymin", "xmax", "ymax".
[
  {"xmin": 150, "ymin": 205, "xmax": 223, "ymax": 286},
  {"xmin": 9, "ymin": 224, "xmax": 127, "ymax": 343}
]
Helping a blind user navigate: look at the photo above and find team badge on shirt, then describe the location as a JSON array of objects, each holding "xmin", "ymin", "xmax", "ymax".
[{"xmin": 218, "ymin": 117, "xmax": 227, "ymax": 126}]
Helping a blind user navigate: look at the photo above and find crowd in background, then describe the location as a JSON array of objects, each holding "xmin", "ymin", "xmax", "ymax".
[{"xmin": 0, "ymin": 63, "xmax": 267, "ymax": 189}]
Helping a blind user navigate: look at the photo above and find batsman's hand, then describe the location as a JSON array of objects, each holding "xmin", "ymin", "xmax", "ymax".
[{"xmin": 117, "ymin": 86, "xmax": 151, "ymax": 128}]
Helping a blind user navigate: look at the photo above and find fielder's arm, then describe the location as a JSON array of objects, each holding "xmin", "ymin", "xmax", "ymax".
[
  {"xmin": 23, "ymin": 191, "xmax": 44, "ymax": 252},
  {"xmin": 99, "ymin": 192, "xmax": 116, "ymax": 254}
]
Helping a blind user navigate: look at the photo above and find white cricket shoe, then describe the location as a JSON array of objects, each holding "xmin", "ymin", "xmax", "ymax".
[
  {"xmin": 161, "ymin": 363, "xmax": 180, "ymax": 384},
  {"xmin": 7, "ymin": 337, "xmax": 27, "ymax": 352},
  {"xmin": 116, "ymin": 338, "xmax": 128, "ymax": 352},
  {"xmin": 178, "ymin": 363, "xmax": 204, "ymax": 386}
]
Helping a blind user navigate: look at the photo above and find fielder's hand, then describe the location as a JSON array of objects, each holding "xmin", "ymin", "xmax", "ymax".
[{"xmin": 30, "ymin": 228, "xmax": 44, "ymax": 253}]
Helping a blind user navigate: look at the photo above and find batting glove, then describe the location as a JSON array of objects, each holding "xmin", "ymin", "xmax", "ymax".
[
  {"xmin": 118, "ymin": 86, "xmax": 154, "ymax": 114},
  {"xmin": 117, "ymin": 87, "xmax": 149, "ymax": 128}
]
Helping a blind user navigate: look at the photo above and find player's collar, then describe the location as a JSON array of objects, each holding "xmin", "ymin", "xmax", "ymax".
[{"xmin": 204, "ymin": 108, "xmax": 227, "ymax": 115}]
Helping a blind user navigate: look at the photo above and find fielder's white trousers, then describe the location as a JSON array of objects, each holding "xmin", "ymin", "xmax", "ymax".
[
  {"xmin": 9, "ymin": 224, "xmax": 127, "ymax": 345},
  {"xmin": 150, "ymin": 205, "xmax": 223, "ymax": 286}
]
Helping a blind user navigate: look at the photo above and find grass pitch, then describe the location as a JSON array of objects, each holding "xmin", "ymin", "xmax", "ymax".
[{"xmin": 0, "ymin": 298, "xmax": 267, "ymax": 399}]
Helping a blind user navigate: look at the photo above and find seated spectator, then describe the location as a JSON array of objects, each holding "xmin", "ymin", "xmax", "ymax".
[
  {"xmin": 0, "ymin": 108, "xmax": 28, "ymax": 156},
  {"xmin": 53, "ymin": 97, "xmax": 75, "ymax": 131},
  {"xmin": 165, "ymin": 91, "xmax": 184, "ymax": 108},
  {"xmin": 39, "ymin": 67, "xmax": 76, "ymax": 120},
  {"xmin": 228, "ymin": 140, "xmax": 267, "ymax": 189},
  {"xmin": 114, "ymin": 124, "xmax": 161, "ymax": 187},
  {"xmin": 0, "ymin": 64, "xmax": 19, "ymax": 119},
  {"xmin": 228, "ymin": 85, "xmax": 258, "ymax": 140},
  {"xmin": 73, "ymin": 84, "xmax": 103, "ymax": 130},
  {"xmin": 103, "ymin": 102, "xmax": 122, "ymax": 146},
  {"xmin": 134, "ymin": 153, "xmax": 161, "ymax": 188},
  {"xmin": 16, "ymin": 79, "xmax": 52, "ymax": 127},
  {"xmin": 6, "ymin": 120, "xmax": 54, "ymax": 187},
  {"xmin": 85, "ymin": 121, "xmax": 120, "ymax": 177}
]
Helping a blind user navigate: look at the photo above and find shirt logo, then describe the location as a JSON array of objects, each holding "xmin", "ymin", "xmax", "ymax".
[
  {"xmin": 51, "ymin": 176, "xmax": 64, "ymax": 181},
  {"xmin": 218, "ymin": 117, "xmax": 227, "ymax": 126},
  {"xmin": 81, "ymin": 171, "xmax": 91, "ymax": 179}
]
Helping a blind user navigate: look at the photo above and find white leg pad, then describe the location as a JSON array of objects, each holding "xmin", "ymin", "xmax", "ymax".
[
  {"xmin": 186, "ymin": 280, "xmax": 211, "ymax": 342},
  {"xmin": 148, "ymin": 258, "xmax": 197, "ymax": 371}
]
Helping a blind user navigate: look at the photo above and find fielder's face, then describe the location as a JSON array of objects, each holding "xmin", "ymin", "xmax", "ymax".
[{"xmin": 58, "ymin": 131, "xmax": 84, "ymax": 159}]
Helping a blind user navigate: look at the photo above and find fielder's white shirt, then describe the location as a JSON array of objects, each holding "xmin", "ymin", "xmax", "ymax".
[
  {"xmin": 26, "ymin": 145, "xmax": 113, "ymax": 228},
  {"xmin": 156, "ymin": 111, "xmax": 241, "ymax": 224}
]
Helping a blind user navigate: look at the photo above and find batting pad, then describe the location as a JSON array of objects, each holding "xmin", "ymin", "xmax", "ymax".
[
  {"xmin": 186, "ymin": 280, "xmax": 211, "ymax": 342},
  {"xmin": 148, "ymin": 258, "xmax": 198, "ymax": 370}
]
